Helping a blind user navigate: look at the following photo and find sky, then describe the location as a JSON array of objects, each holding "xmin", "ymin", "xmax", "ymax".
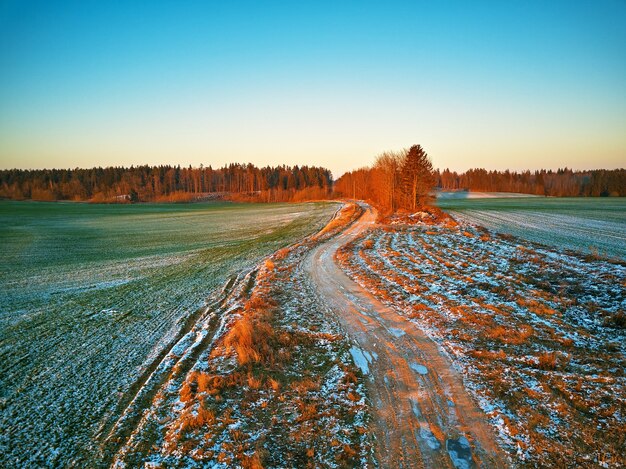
[{"xmin": 1, "ymin": 1, "xmax": 624, "ymax": 178}]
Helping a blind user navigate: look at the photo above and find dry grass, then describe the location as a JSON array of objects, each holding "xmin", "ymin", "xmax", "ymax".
[
  {"xmin": 222, "ymin": 315, "xmax": 276, "ymax": 366},
  {"xmin": 537, "ymin": 351, "xmax": 558, "ymax": 370},
  {"xmin": 313, "ymin": 203, "xmax": 363, "ymax": 241},
  {"xmin": 161, "ymin": 203, "xmax": 372, "ymax": 467}
]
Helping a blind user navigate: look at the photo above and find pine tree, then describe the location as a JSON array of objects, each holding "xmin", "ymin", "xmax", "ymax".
[{"xmin": 400, "ymin": 145, "xmax": 435, "ymax": 210}]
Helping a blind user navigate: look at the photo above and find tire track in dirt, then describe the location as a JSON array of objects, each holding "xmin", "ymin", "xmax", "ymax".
[
  {"xmin": 306, "ymin": 204, "xmax": 508, "ymax": 468},
  {"xmin": 97, "ymin": 269, "xmax": 257, "ymax": 466}
]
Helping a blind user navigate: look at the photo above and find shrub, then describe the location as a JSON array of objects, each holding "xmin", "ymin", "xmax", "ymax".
[
  {"xmin": 222, "ymin": 310, "xmax": 277, "ymax": 366},
  {"xmin": 224, "ymin": 317, "xmax": 258, "ymax": 365}
]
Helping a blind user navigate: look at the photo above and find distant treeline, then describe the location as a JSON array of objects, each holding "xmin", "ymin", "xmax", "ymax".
[
  {"xmin": 2, "ymin": 160, "xmax": 623, "ymax": 205},
  {"xmin": 336, "ymin": 146, "xmax": 625, "ymax": 215},
  {"xmin": 0, "ymin": 163, "xmax": 333, "ymax": 202},
  {"xmin": 437, "ymin": 167, "xmax": 625, "ymax": 197}
]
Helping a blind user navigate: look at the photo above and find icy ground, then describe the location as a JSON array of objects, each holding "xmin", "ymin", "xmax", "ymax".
[
  {"xmin": 107, "ymin": 203, "xmax": 373, "ymax": 468},
  {"xmin": 0, "ymin": 201, "xmax": 338, "ymax": 467},
  {"xmin": 338, "ymin": 216, "xmax": 625, "ymax": 467}
]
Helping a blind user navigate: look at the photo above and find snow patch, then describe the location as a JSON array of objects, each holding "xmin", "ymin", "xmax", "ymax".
[
  {"xmin": 417, "ymin": 423, "xmax": 441, "ymax": 450},
  {"xmin": 350, "ymin": 346, "xmax": 370, "ymax": 375},
  {"xmin": 389, "ymin": 327, "xmax": 406, "ymax": 337},
  {"xmin": 410, "ymin": 363, "xmax": 429, "ymax": 375}
]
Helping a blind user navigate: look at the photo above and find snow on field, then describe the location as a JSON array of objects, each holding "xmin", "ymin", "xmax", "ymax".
[
  {"xmin": 437, "ymin": 196, "xmax": 626, "ymax": 259},
  {"xmin": 107, "ymin": 203, "xmax": 372, "ymax": 468},
  {"xmin": 0, "ymin": 200, "xmax": 339, "ymax": 467},
  {"xmin": 338, "ymin": 217, "xmax": 625, "ymax": 467},
  {"xmin": 437, "ymin": 191, "xmax": 541, "ymax": 199},
  {"xmin": 450, "ymin": 210, "xmax": 626, "ymax": 260}
]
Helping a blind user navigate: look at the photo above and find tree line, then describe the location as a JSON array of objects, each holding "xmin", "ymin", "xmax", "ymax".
[
  {"xmin": 2, "ymin": 150, "xmax": 623, "ymax": 206},
  {"xmin": 334, "ymin": 145, "xmax": 436, "ymax": 214},
  {"xmin": 335, "ymin": 147, "xmax": 625, "ymax": 214},
  {"xmin": 436, "ymin": 167, "xmax": 625, "ymax": 197},
  {"xmin": 0, "ymin": 163, "xmax": 333, "ymax": 203}
]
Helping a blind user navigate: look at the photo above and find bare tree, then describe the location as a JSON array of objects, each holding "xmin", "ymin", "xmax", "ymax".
[{"xmin": 373, "ymin": 151, "xmax": 403, "ymax": 212}]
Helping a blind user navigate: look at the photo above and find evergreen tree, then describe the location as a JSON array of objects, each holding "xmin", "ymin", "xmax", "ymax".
[{"xmin": 400, "ymin": 145, "xmax": 435, "ymax": 210}]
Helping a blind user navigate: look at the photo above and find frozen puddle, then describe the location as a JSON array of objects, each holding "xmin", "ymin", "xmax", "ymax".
[
  {"xmin": 410, "ymin": 362, "xmax": 429, "ymax": 375},
  {"xmin": 446, "ymin": 436, "xmax": 474, "ymax": 469},
  {"xmin": 410, "ymin": 398, "xmax": 421, "ymax": 417},
  {"xmin": 389, "ymin": 327, "xmax": 406, "ymax": 337},
  {"xmin": 417, "ymin": 423, "xmax": 441, "ymax": 450},
  {"xmin": 411, "ymin": 399, "xmax": 442, "ymax": 450},
  {"xmin": 350, "ymin": 346, "xmax": 375, "ymax": 375}
]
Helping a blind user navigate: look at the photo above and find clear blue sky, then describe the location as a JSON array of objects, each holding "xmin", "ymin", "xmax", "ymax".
[{"xmin": 1, "ymin": 0, "xmax": 624, "ymax": 177}]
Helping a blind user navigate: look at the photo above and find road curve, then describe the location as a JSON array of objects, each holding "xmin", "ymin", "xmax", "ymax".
[{"xmin": 305, "ymin": 204, "xmax": 508, "ymax": 468}]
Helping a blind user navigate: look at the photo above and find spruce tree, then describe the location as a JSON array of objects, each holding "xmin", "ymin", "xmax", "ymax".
[{"xmin": 400, "ymin": 144, "xmax": 435, "ymax": 210}]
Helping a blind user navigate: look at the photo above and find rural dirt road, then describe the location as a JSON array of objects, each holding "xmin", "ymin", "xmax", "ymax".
[{"xmin": 306, "ymin": 204, "xmax": 508, "ymax": 468}]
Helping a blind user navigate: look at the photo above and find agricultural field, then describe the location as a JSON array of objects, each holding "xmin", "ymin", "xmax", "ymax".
[
  {"xmin": 437, "ymin": 195, "xmax": 626, "ymax": 260},
  {"xmin": 337, "ymin": 209, "xmax": 626, "ymax": 467},
  {"xmin": 0, "ymin": 200, "xmax": 339, "ymax": 467},
  {"xmin": 107, "ymin": 203, "xmax": 371, "ymax": 468}
]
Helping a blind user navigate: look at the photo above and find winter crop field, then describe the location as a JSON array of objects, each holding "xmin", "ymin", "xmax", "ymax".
[
  {"xmin": 437, "ymin": 195, "xmax": 626, "ymax": 259},
  {"xmin": 0, "ymin": 200, "xmax": 338, "ymax": 467}
]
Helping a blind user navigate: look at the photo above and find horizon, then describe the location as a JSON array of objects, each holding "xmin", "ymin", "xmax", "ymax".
[
  {"xmin": 1, "ymin": 160, "xmax": 624, "ymax": 182},
  {"xmin": 1, "ymin": 1, "xmax": 625, "ymax": 176}
]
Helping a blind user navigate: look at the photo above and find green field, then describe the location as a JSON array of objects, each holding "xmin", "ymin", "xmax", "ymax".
[
  {"xmin": 437, "ymin": 196, "xmax": 626, "ymax": 259},
  {"xmin": 0, "ymin": 200, "xmax": 338, "ymax": 467}
]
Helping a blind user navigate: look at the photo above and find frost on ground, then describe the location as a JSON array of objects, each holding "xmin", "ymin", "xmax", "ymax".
[
  {"xmin": 0, "ymin": 201, "xmax": 340, "ymax": 467},
  {"xmin": 437, "ymin": 191, "xmax": 541, "ymax": 199},
  {"xmin": 337, "ymin": 211, "xmax": 625, "ymax": 468},
  {"xmin": 107, "ymin": 203, "xmax": 373, "ymax": 468},
  {"xmin": 437, "ymin": 196, "xmax": 626, "ymax": 259}
]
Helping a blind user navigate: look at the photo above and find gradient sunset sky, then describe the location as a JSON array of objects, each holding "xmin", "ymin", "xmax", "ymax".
[{"xmin": 1, "ymin": 1, "xmax": 624, "ymax": 177}]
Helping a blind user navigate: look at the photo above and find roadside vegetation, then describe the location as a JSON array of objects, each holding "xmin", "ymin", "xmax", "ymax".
[
  {"xmin": 334, "ymin": 144, "xmax": 436, "ymax": 216},
  {"xmin": 109, "ymin": 203, "xmax": 373, "ymax": 468}
]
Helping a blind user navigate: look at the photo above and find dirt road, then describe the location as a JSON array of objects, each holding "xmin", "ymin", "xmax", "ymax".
[{"xmin": 306, "ymin": 204, "xmax": 508, "ymax": 468}]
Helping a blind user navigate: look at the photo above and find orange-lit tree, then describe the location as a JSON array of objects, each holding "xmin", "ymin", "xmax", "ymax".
[
  {"xmin": 399, "ymin": 144, "xmax": 435, "ymax": 210},
  {"xmin": 334, "ymin": 145, "xmax": 436, "ymax": 213}
]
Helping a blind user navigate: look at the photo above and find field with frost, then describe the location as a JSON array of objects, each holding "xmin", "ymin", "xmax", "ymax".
[
  {"xmin": 437, "ymin": 196, "xmax": 626, "ymax": 259},
  {"xmin": 108, "ymin": 204, "xmax": 371, "ymax": 468},
  {"xmin": 337, "ymin": 210, "xmax": 625, "ymax": 467},
  {"xmin": 0, "ymin": 200, "xmax": 338, "ymax": 467}
]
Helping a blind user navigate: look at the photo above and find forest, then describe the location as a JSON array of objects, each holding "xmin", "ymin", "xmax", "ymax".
[
  {"xmin": 1, "ymin": 152, "xmax": 624, "ymax": 206},
  {"xmin": 335, "ymin": 151, "xmax": 625, "ymax": 214},
  {"xmin": 437, "ymin": 167, "xmax": 625, "ymax": 197},
  {"xmin": 0, "ymin": 163, "xmax": 333, "ymax": 203}
]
